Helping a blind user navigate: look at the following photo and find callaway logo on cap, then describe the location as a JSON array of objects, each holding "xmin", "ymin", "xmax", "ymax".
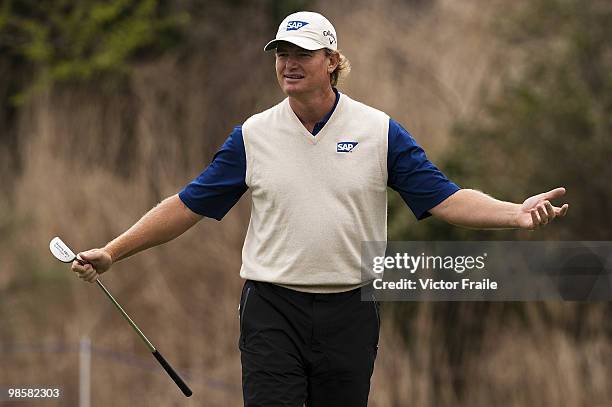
[{"xmin": 264, "ymin": 11, "xmax": 338, "ymax": 51}]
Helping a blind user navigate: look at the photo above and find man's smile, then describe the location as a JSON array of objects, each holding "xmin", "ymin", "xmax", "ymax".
[{"xmin": 284, "ymin": 73, "xmax": 305, "ymax": 80}]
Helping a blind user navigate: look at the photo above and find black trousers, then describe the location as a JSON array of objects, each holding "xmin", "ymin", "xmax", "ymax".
[{"xmin": 238, "ymin": 280, "xmax": 380, "ymax": 407}]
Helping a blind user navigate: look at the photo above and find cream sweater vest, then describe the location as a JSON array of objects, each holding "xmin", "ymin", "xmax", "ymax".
[{"xmin": 241, "ymin": 94, "xmax": 389, "ymax": 293}]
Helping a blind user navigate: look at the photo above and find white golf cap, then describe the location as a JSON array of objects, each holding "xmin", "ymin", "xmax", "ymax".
[{"xmin": 264, "ymin": 11, "xmax": 337, "ymax": 52}]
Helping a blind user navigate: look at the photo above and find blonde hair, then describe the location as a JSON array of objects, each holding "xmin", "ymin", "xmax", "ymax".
[{"xmin": 325, "ymin": 49, "xmax": 351, "ymax": 86}]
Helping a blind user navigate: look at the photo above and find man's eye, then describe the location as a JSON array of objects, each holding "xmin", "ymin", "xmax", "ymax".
[{"xmin": 300, "ymin": 53, "xmax": 312, "ymax": 57}]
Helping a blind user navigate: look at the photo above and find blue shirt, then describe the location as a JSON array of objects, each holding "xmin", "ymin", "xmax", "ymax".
[{"xmin": 180, "ymin": 91, "xmax": 460, "ymax": 221}]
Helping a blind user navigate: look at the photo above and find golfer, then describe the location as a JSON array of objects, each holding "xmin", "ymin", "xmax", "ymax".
[{"xmin": 72, "ymin": 11, "xmax": 569, "ymax": 406}]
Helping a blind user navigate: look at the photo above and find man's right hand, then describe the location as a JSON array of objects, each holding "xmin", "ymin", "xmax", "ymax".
[{"xmin": 71, "ymin": 248, "xmax": 113, "ymax": 283}]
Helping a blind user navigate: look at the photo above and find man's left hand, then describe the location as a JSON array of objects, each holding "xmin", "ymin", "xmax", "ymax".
[{"xmin": 517, "ymin": 187, "xmax": 569, "ymax": 230}]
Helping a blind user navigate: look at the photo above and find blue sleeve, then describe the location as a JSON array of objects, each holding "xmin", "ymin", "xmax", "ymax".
[
  {"xmin": 178, "ymin": 126, "xmax": 248, "ymax": 220},
  {"xmin": 387, "ymin": 119, "xmax": 460, "ymax": 220}
]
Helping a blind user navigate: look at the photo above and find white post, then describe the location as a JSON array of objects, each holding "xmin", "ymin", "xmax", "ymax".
[{"xmin": 79, "ymin": 336, "xmax": 91, "ymax": 407}]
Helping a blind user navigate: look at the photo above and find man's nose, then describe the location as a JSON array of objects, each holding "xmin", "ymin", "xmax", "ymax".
[{"xmin": 285, "ymin": 55, "xmax": 299, "ymax": 68}]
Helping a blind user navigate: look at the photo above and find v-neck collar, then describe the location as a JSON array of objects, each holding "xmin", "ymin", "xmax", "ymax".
[
  {"xmin": 286, "ymin": 89, "xmax": 342, "ymax": 145},
  {"xmin": 312, "ymin": 88, "xmax": 340, "ymax": 136}
]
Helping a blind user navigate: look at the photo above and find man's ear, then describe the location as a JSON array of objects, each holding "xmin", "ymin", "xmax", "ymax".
[{"xmin": 328, "ymin": 52, "xmax": 339, "ymax": 73}]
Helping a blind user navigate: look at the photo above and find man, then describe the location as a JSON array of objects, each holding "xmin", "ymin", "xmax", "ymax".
[{"xmin": 72, "ymin": 11, "xmax": 569, "ymax": 407}]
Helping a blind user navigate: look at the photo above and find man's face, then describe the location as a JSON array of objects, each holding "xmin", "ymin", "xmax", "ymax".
[{"xmin": 275, "ymin": 42, "xmax": 334, "ymax": 97}]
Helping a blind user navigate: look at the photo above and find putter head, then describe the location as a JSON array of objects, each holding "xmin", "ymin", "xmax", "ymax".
[{"xmin": 49, "ymin": 237, "xmax": 77, "ymax": 263}]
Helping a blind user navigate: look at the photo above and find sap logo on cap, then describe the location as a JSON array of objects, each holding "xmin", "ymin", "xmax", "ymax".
[
  {"xmin": 337, "ymin": 142, "xmax": 358, "ymax": 153},
  {"xmin": 287, "ymin": 21, "xmax": 309, "ymax": 31}
]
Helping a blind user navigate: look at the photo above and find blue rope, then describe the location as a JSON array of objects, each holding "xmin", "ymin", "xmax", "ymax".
[{"xmin": 0, "ymin": 342, "xmax": 239, "ymax": 393}]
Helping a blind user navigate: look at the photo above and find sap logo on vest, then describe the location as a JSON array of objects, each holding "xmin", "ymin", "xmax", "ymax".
[
  {"xmin": 336, "ymin": 141, "xmax": 358, "ymax": 153},
  {"xmin": 286, "ymin": 21, "xmax": 309, "ymax": 31}
]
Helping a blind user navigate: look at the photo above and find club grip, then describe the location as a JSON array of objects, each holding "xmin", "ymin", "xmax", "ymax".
[{"xmin": 152, "ymin": 350, "xmax": 193, "ymax": 397}]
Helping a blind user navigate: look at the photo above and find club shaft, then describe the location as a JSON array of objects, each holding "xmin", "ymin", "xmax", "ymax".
[
  {"xmin": 95, "ymin": 279, "xmax": 156, "ymax": 352},
  {"xmin": 94, "ymin": 279, "xmax": 192, "ymax": 396},
  {"xmin": 56, "ymin": 246, "xmax": 192, "ymax": 396}
]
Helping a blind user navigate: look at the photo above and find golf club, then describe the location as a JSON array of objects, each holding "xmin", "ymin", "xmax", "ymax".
[{"xmin": 49, "ymin": 237, "xmax": 193, "ymax": 397}]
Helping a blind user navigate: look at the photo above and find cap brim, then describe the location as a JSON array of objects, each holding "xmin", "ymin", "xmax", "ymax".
[{"xmin": 263, "ymin": 37, "xmax": 325, "ymax": 52}]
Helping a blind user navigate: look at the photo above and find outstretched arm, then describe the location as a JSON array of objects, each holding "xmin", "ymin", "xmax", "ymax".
[
  {"xmin": 430, "ymin": 187, "xmax": 569, "ymax": 230},
  {"xmin": 71, "ymin": 194, "xmax": 202, "ymax": 282}
]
